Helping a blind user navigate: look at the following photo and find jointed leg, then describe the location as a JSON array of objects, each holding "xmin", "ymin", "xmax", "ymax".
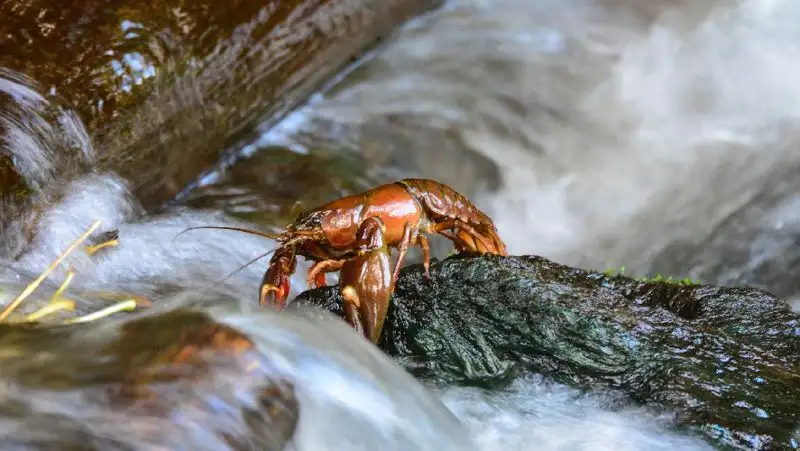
[
  {"xmin": 418, "ymin": 234, "xmax": 432, "ymax": 279},
  {"xmin": 439, "ymin": 229, "xmax": 469, "ymax": 253},
  {"xmin": 453, "ymin": 220, "xmax": 496, "ymax": 253},
  {"xmin": 307, "ymin": 259, "xmax": 346, "ymax": 288},
  {"xmin": 391, "ymin": 222, "xmax": 415, "ymax": 285},
  {"xmin": 433, "ymin": 219, "xmax": 497, "ymax": 254},
  {"xmin": 455, "ymin": 228, "xmax": 484, "ymax": 252},
  {"xmin": 431, "ymin": 219, "xmax": 475, "ymax": 252},
  {"xmin": 484, "ymin": 227, "xmax": 508, "ymax": 255}
]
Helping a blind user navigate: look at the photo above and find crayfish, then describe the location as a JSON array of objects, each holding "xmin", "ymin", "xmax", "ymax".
[{"xmin": 259, "ymin": 178, "xmax": 508, "ymax": 344}]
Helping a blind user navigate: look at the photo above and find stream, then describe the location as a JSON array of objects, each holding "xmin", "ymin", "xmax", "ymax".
[{"xmin": 2, "ymin": 0, "xmax": 799, "ymax": 449}]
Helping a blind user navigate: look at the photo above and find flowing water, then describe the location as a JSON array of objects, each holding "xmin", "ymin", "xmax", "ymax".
[
  {"xmin": 283, "ymin": 0, "xmax": 800, "ymax": 287},
  {"xmin": 2, "ymin": 0, "xmax": 799, "ymax": 449}
]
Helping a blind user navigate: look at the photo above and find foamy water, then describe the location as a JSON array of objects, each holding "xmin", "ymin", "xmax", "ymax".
[
  {"xmin": 2, "ymin": 0, "xmax": 798, "ymax": 449},
  {"xmin": 438, "ymin": 377, "xmax": 714, "ymax": 451},
  {"xmin": 0, "ymin": 172, "xmax": 713, "ymax": 450},
  {"xmin": 284, "ymin": 0, "xmax": 800, "ymax": 278}
]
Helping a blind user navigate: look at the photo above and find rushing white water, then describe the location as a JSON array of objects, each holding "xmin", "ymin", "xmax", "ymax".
[
  {"xmin": 2, "ymin": 0, "xmax": 798, "ymax": 449},
  {"xmin": 222, "ymin": 308, "xmax": 481, "ymax": 451},
  {"xmin": 285, "ymin": 0, "xmax": 800, "ymax": 279},
  {"xmin": 438, "ymin": 376, "xmax": 715, "ymax": 451},
  {"xmin": 0, "ymin": 169, "xmax": 713, "ymax": 450},
  {"xmin": 252, "ymin": 0, "xmax": 800, "ymax": 447}
]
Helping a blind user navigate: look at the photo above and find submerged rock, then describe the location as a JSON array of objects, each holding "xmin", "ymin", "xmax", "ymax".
[
  {"xmin": 0, "ymin": 310, "xmax": 299, "ymax": 450},
  {"xmin": 295, "ymin": 254, "xmax": 800, "ymax": 450}
]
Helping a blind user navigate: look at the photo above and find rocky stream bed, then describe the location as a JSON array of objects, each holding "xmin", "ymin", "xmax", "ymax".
[
  {"xmin": 2, "ymin": 0, "xmax": 800, "ymax": 450},
  {"xmin": 1, "ymin": 253, "xmax": 798, "ymax": 450}
]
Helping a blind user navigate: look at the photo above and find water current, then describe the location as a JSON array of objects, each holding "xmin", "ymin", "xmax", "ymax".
[{"xmin": 3, "ymin": 0, "xmax": 799, "ymax": 448}]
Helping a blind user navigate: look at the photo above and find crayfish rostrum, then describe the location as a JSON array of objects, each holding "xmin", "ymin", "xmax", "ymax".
[{"xmin": 260, "ymin": 178, "xmax": 508, "ymax": 344}]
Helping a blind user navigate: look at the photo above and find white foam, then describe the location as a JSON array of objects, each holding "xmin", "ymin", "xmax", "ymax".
[
  {"xmin": 292, "ymin": 0, "xmax": 800, "ymax": 276},
  {"xmin": 223, "ymin": 310, "xmax": 478, "ymax": 451},
  {"xmin": 6, "ymin": 172, "xmax": 312, "ymax": 308},
  {"xmin": 439, "ymin": 376, "xmax": 714, "ymax": 451}
]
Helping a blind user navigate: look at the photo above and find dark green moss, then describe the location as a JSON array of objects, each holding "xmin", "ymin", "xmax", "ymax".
[{"xmin": 601, "ymin": 266, "xmax": 701, "ymax": 286}]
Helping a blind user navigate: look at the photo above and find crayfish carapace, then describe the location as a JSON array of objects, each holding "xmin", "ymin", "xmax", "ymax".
[{"xmin": 260, "ymin": 178, "xmax": 508, "ymax": 344}]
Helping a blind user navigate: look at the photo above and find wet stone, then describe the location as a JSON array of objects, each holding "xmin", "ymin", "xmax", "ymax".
[
  {"xmin": 0, "ymin": 310, "xmax": 299, "ymax": 450},
  {"xmin": 0, "ymin": 0, "xmax": 444, "ymax": 211},
  {"xmin": 295, "ymin": 253, "xmax": 800, "ymax": 451}
]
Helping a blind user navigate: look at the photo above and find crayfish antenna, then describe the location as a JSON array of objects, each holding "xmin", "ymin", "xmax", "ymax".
[
  {"xmin": 208, "ymin": 245, "xmax": 284, "ymax": 287},
  {"xmin": 195, "ymin": 234, "xmax": 309, "ymax": 293},
  {"xmin": 172, "ymin": 226, "xmax": 285, "ymax": 245}
]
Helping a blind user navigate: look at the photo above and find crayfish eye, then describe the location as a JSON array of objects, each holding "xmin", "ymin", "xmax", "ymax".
[
  {"xmin": 293, "ymin": 210, "xmax": 324, "ymax": 231},
  {"xmin": 307, "ymin": 215, "xmax": 322, "ymax": 227}
]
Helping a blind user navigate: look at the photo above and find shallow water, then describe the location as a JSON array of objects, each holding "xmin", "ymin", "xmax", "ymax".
[
  {"xmin": 439, "ymin": 377, "xmax": 715, "ymax": 451},
  {"xmin": 267, "ymin": 0, "xmax": 800, "ymax": 298},
  {"xmin": 1, "ymin": 0, "xmax": 798, "ymax": 449}
]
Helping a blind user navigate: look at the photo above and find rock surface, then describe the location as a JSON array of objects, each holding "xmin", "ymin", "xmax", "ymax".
[
  {"xmin": 0, "ymin": 310, "xmax": 299, "ymax": 450},
  {"xmin": 0, "ymin": 0, "xmax": 444, "ymax": 247},
  {"xmin": 295, "ymin": 254, "xmax": 800, "ymax": 451}
]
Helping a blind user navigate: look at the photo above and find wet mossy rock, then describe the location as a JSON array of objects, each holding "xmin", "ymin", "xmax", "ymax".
[{"xmin": 295, "ymin": 254, "xmax": 800, "ymax": 451}]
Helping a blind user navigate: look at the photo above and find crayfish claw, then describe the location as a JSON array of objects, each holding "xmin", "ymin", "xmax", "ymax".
[
  {"xmin": 341, "ymin": 286, "xmax": 361, "ymax": 308},
  {"xmin": 337, "ymin": 217, "xmax": 394, "ymax": 344},
  {"xmin": 341, "ymin": 285, "xmax": 366, "ymax": 338},
  {"xmin": 259, "ymin": 283, "xmax": 287, "ymax": 310},
  {"xmin": 260, "ymin": 246, "xmax": 297, "ymax": 310}
]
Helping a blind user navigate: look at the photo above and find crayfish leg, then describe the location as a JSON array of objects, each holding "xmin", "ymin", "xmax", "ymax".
[
  {"xmin": 438, "ymin": 229, "xmax": 469, "ymax": 253},
  {"xmin": 452, "ymin": 220, "xmax": 497, "ymax": 254},
  {"xmin": 314, "ymin": 271, "xmax": 327, "ymax": 288},
  {"xmin": 434, "ymin": 219, "xmax": 503, "ymax": 255},
  {"xmin": 391, "ymin": 222, "xmax": 415, "ymax": 285},
  {"xmin": 307, "ymin": 259, "xmax": 345, "ymax": 288},
  {"xmin": 487, "ymin": 227, "xmax": 508, "ymax": 255},
  {"xmin": 418, "ymin": 234, "xmax": 432, "ymax": 280}
]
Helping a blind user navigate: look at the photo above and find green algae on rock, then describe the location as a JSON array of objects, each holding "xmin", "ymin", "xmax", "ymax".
[{"xmin": 294, "ymin": 254, "xmax": 800, "ymax": 451}]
